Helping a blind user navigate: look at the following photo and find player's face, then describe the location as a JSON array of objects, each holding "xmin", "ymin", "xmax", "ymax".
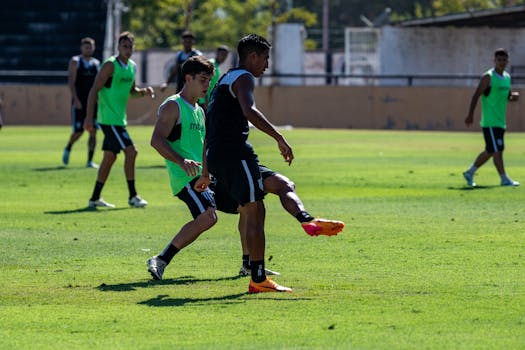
[
  {"xmin": 182, "ymin": 37, "xmax": 194, "ymax": 50},
  {"xmin": 118, "ymin": 39, "xmax": 134, "ymax": 60},
  {"xmin": 80, "ymin": 43, "xmax": 94, "ymax": 57},
  {"xmin": 494, "ymin": 55, "xmax": 508, "ymax": 70},
  {"xmin": 251, "ymin": 49, "xmax": 269, "ymax": 77},
  {"xmin": 189, "ymin": 73, "xmax": 211, "ymax": 98}
]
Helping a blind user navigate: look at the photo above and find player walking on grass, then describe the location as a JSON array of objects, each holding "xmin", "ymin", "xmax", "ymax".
[
  {"xmin": 146, "ymin": 56, "xmax": 217, "ymax": 281},
  {"xmin": 84, "ymin": 31, "xmax": 154, "ymax": 208},
  {"xmin": 463, "ymin": 48, "xmax": 520, "ymax": 187},
  {"xmin": 62, "ymin": 37, "xmax": 100, "ymax": 168}
]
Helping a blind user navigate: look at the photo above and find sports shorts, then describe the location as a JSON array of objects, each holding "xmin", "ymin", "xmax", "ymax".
[
  {"xmin": 176, "ymin": 177, "xmax": 216, "ymax": 219},
  {"xmin": 71, "ymin": 105, "xmax": 98, "ymax": 133},
  {"xmin": 99, "ymin": 124, "xmax": 134, "ymax": 154},
  {"xmin": 207, "ymin": 155, "xmax": 265, "ymax": 207},
  {"xmin": 211, "ymin": 163, "xmax": 277, "ymax": 214},
  {"xmin": 482, "ymin": 127, "xmax": 505, "ymax": 153}
]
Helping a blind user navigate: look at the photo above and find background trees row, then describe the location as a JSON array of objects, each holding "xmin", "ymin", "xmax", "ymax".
[{"xmin": 123, "ymin": 0, "xmax": 524, "ymax": 50}]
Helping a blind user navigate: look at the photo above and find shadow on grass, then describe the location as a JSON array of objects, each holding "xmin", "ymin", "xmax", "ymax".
[
  {"xmin": 33, "ymin": 166, "xmax": 68, "ymax": 172},
  {"xmin": 96, "ymin": 275, "xmax": 244, "ymax": 292},
  {"xmin": 138, "ymin": 292, "xmax": 310, "ymax": 307},
  {"xmin": 44, "ymin": 207, "xmax": 130, "ymax": 214},
  {"xmin": 448, "ymin": 185, "xmax": 499, "ymax": 191},
  {"xmin": 138, "ymin": 293, "xmax": 247, "ymax": 307}
]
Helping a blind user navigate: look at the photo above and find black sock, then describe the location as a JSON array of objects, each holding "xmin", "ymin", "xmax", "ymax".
[
  {"xmin": 250, "ymin": 260, "xmax": 266, "ymax": 283},
  {"xmin": 127, "ymin": 180, "xmax": 137, "ymax": 199},
  {"xmin": 295, "ymin": 211, "xmax": 314, "ymax": 223},
  {"xmin": 90, "ymin": 181, "xmax": 104, "ymax": 201},
  {"xmin": 159, "ymin": 243, "xmax": 180, "ymax": 265},
  {"xmin": 242, "ymin": 254, "xmax": 250, "ymax": 269},
  {"xmin": 88, "ymin": 150, "xmax": 94, "ymax": 162},
  {"xmin": 65, "ymin": 143, "xmax": 72, "ymax": 151}
]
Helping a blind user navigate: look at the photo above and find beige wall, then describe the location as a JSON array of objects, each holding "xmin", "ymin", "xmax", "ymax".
[{"xmin": 1, "ymin": 84, "xmax": 523, "ymax": 131}]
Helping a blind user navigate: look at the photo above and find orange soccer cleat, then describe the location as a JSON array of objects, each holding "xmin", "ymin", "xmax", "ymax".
[
  {"xmin": 248, "ymin": 278, "xmax": 292, "ymax": 293},
  {"xmin": 301, "ymin": 218, "xmax": 345, "ymax": 237}
]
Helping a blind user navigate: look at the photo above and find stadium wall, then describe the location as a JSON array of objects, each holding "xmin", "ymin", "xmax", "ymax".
[{"xmin": 1, "ymin": 84, "xmax": 523, "ymax": 131}]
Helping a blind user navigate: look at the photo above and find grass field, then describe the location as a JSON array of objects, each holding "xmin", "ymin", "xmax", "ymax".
[{"xmin": 1, "ymin": 126, "xmax": 524, "ymax": 349}]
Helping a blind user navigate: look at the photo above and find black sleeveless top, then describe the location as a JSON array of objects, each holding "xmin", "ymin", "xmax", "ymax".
[
  {"xmin": 74, "ymin": 56, "xmax": 100, "ymax": 104},
  {"xmin": 205, "ymin": 68, "xmax": 255, "ymax": 162}
]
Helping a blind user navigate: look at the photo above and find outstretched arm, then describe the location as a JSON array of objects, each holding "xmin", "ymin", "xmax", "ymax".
[{"xmin": 234, "ymin": 74, "xmax": 294, "ymax": 165}]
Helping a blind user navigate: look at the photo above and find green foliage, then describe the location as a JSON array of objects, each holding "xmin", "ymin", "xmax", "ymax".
[
  {"xmin": 1, "ymin": 127, "xmax": 525, "ymax": 348},
  {"xmin": 123, "ymin": 0, "xmax": 318, "ymax": 50}
]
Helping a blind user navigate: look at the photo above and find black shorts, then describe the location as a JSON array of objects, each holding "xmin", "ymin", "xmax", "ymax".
[
  {"xmin": 71, "ymin": 104, "xmax": 98, "ymax": 133},
  {"xmin": 210, "ymin": 179, "xmax": 238, "ymax": 214},
  {"xmin": 176, "ymin": 177, "xmax": 216, "ymax": 219},
  {"xmin": 482, "ymin": 127, "xmax": 505, "ymax": 153},
  {"xmin": 210, "ymin": 164, "xmax": 275, "ymax": 214},
  {"xmin": 208, "ymin": 156, "xmax": 265, "ymax": 207},
  {"xmin": 99, "ymin": 124, "xmax": 134, "ymax": 154}
]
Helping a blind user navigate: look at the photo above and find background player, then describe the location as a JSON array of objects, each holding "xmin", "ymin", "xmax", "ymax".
[
  {"xmin": 160, "ymin": 31, "xmax": 202, "ymax": 93},
  {"xmin": 198, "ymin": 45, "xmax": 229, "ymax": 110},
  {"xmin": 84, "ymin": 31, "xmax": 154, "ymax": 208},
  {"xmin": 62, "ymin": 37, "xmax": 100, "ymax": 168},
  {"xmin": 463, "ymin": 48, "xmax": 520, "ymax": 187}
]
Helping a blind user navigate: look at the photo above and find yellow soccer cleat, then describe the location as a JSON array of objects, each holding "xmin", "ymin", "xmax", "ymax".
[
  {"xmin": 248, "ymin": 278, "xmax": 292, "ymax": 293},
  {"xmin": 301, "ymin": 218, "xmax": 345, "ymax": 236}
]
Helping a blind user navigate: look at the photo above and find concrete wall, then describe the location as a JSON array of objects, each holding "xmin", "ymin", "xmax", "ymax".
[
  {"xmin": 380, "ymin": 27, "xmax": 525, "ymax": 86},
  {"xmin": 1, "ymin": 84, "xmax": 523, "ymax": 131}
]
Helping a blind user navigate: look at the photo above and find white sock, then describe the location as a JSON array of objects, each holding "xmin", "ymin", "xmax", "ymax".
[{"xmin": 466, "ymin": 165, "xmax": 477, "ymax": 174}]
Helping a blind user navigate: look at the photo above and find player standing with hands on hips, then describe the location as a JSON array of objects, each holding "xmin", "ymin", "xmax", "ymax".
[
  {"xmin": 84, "ymin": 31, "xmax": 155, "ymax": 208},
  {"xmin": 463, "ymin": 48, "xmax": 520, "ymax": 187}
]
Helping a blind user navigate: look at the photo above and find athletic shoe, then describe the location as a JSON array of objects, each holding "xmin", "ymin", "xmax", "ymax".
[
  {"xmin": 463, "ymin": 171, "xmax": 476, "ymax": 187},
  {"xmin": 301, "ymin": 218, "xmax": 345, "ymax": 236},
  {"xmin": 86, "ymin": 161, "xmax": 99, "ymax": 169},
  {"xmin": 129, "ymin": 195, "xmax": 148, "ymax": 208},
  {"xmin": 501, "ymin": 178, "xmax": 520, "ymax": 187},
  {"xmin": 147, "ymin": 256, "xmax": 167, "ymax": 280},
  {"xmin": 62, "ymin": 148, "xmax": 70, "ymax": 165},
  {"xmin": 88, "ymin": 198, "xmax": 115, "ymax": 208},
  {"xmin": 238, "ymin": 265, "xmax": 281, "ymax": 276},
  {"xmin": 248, "ymin": 277, "xmax": 292, "ymax": 293}
]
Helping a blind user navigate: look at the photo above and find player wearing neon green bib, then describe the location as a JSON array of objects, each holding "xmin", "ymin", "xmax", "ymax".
[
  {"xmin": 84, "ymin": 31, "xmax": 155, "ymax": 208},
  {"xmin": 463, "ymin": 48, "xmax": 520, "ymax": 187},
  {"xmin": 146, "ymin": 56, "xmax": 217, "ymax": 281},
  {"xmin": 162, "ymin": 94, "xmax": 206, "ymax": 195},
  {"xmin": 480, "ymin": 68, "xmax": 511, "ymax": 129},
  {"xmin": 97, "ymin": 56, "xmax": 136, "ymax": 126},
  {"xmin": 197, "ymin": 45, "xmax": 229, "ymax": 109}
]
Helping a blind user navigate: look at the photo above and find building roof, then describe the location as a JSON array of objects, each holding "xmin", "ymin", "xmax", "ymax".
[{"xmin": 398, "ymin": 5, "xmax": 525, "ymax": 27}]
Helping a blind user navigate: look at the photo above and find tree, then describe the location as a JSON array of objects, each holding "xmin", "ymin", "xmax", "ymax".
[{"xmin": 123, "ymin": 0, "xmax": 318, "ymax": 50}]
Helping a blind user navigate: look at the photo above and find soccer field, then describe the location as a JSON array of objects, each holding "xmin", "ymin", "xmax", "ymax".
[{"xmin": 1, "ymin": 126, "xmax": 524, "ymax": 349}]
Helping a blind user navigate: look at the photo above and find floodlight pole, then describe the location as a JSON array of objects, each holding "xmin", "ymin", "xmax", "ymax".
[{"xmin": 322, "ymin": 0, "xmax": 331, "ymax": 84}]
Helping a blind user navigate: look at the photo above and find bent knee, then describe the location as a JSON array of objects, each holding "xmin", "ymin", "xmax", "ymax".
[{"xmin": 199, "ymin": 208, "xmax": 218, "ymax": 229}]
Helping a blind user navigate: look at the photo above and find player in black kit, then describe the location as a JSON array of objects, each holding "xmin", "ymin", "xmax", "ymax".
[{"xmin": 62, "ymin": 37, "xmax": 100, "ymax": 168}]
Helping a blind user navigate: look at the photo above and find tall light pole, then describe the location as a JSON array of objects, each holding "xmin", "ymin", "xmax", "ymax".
[{"xmin": 322, "ymin": 0, "xmax": 331, "ymax": 84}]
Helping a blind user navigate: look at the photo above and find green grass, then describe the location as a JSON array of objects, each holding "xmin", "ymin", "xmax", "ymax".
[{"xmin": 1, "ymin": 126, "xmax": 524, "ymax": 349}]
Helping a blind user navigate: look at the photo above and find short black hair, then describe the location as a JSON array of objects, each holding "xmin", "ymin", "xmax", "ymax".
[
  {"xmin": 118, "ymin": 31, "xmax": 134, "ymax": 45},
  {"xmin": 181, "ymin": 30, "xmax": 195, "ymax": 39},
  {"xmin": 181, "ymin": 56, "xmax": 214, "ymax": 77},
  {"xmin": 494, "ymin": 48, "xmax": 508, "ymax": 58},
  {"xmin": 237, "ymin": 34, "xmax": 271, "ymax": 61}
]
